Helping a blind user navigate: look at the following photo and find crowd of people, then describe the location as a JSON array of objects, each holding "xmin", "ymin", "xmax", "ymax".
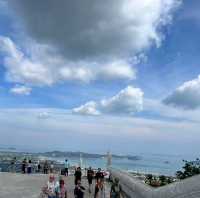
[
  {"xmin": 41, "ymin": 165, "xmax": 122, "ymax": 198},
  {"xmin": 21, "ymin": 158, "xmax": 54, "ymax": 174},
  {"xmin": 9, "ymin": 157, "xmax": 122, "ymax": 197}
]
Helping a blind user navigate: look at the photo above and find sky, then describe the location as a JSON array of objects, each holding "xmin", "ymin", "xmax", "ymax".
[{"xmin": 0, "ymin": 0, "xmax": 200, "ymax": 156}]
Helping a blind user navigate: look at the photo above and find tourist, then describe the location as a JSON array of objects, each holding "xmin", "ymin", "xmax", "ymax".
[
  {"xmin": 95, "ymin": 168, "xmax": 105, "ymax": 196},
  {"xmin": 95, "ymin": 168, "xmax": 104, "ymax": 180},
  {"xmin": 27, "ymin": 160, "xmax": 32, "ymax": 174},
  {"xmin": 44, "ymin": 160, "xmax": 49, "ymax": 174},
  {"xmin": 22, "ymin": 158, "xmax": 27, "ymax": 174},
  {"xmin": 74, "ymin": 167, "xmax": 82, "ymax": 185},
  {"xmin": 38, "ymin": 162, "xmax": 41, "ymax": 173},
  {"xmin": 36, "ymin": 160, "xmax": 41, "ymax": 173},
  {"xmin": 94, "ymin": 178, "xmax": 105, "ymax": 198},
  {"xmin": 110, "ymin": 178, "xmax": 121, "ymax": 198},
  {"xmin": 50, "ymin": 161, "xmax": 54, "ymax": 173},
  {"xmin": 43, "ymin": 174, "xmax": 57, "ymax": 198},
  {"xmin": 64, "ymin": 159, "xmax": 69, "ymax": 176},
  {"xmin": 74, "ymin": 180, "xmax": 85, "ymax": 198},
  {"xmin": 95, "ymin": 168, "xmax": 104, "ymax": 183},
  {"xmin": 10, "ymin": 157, "xmax": 16, "ymax": 173},
  {"xmin": 55, "ymin": 178, "xmax": 68, "ymax": 198},
  {"xmin": 87, "ymin": 166, "xmax": 94, "ymax": 193}
]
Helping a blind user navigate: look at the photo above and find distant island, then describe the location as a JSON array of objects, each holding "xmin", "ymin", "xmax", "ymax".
[
  {"xmin": 0, "ymin": 149, "xmax": 142, "ymax": 162},
  {"xmin": 0, "ymin": 147, "xmax": 16, "ymax": 151},
  {"xmin": 37, "ymin": 150, "xmax": 142, "ymax": 160}
]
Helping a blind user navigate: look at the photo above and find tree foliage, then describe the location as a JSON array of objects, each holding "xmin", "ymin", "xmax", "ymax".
[{"xmin": 176, "ymin": 159, "xmax": 200, "ymax": 179}]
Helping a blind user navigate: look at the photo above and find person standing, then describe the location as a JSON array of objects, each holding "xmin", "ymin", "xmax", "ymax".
[
  {"xmin": 94, "ymin": 179, "xmax": 104, "ymax": 198},
  {"xmin": 42, "ymin": 174, "xmax": 57, "ymax": 198},
  {"xmin": 27, "ymin": 160, "xmax": 32, "ymax": 174},
  {"xmin": 10, "ymin": 157, "xmax": 16, "ymax": 173},
  {"xmin": 74, "ymin": 180, "xmax": 85, "ymax": 198},
  {"xmin": 74, "ymin": 167, "xmax": 82, "ymax": 185},
  {"xmin": 95, "ymin": 168, "xmax": 105, "ymax": 197},
  {"xmin": 110, "ymin": 178, "xmax": 122, "ymax": 198},
  {"xmin": 22, "ymin": 158, "xmax": 27, "ymax": 174},
  {"xmin": 50, "ymin": 162, "xmax": 54, "ymax": 173},
  {"xmin": 44, "ymin": 160, "xmax": 49, "ymax": 174},
  {"xmin": 55, "ymin": 178, "xmax": 68, "ymax": 198},
  {"xmin": 64, "ymin": 159, "xmax": 69, "ymax": 176},
  {"xmin": 87, "ymin": 167, "xmax": 94, "ymax": 193},
  {"xmin": 95, "ymin": 168, "xmax": 104, "ymax": 182},
  {"xmin": 38, "ymin": 161, "xmax": 41, "ymax": 173}
]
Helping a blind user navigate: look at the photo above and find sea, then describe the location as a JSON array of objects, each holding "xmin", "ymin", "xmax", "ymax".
[
  {"xmin": 51, "ymin": 153, "xmax": 196, "ymax": 176},
  {"xmin": 0, "ymin": 148, "xmax": 197, "ymax": 176}
]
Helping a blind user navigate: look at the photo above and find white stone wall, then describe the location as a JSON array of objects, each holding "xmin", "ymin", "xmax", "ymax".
[{"xmin": 109, "ymin": 169, "xmax": 200, "ymax": 198}]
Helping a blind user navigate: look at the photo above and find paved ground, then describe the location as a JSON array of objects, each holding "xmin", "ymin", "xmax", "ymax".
[{"xmin": 0, "ymin": 172, "xmax": 110, "ymax": 198}]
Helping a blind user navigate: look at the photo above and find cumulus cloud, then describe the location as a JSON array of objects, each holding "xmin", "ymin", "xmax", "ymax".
[
  {"xmin": 73, "ymin": 101, "xmax": 101, "ymax": 116},
  {"xmin": 10, "ymin": 85, "xmax": 32, "ymax": 95},
  {"xmin": 97, "ymin": 60, "xmax": 136, "ymax": 80},
  {"xmin": 8, "ymin": 0, "xmax": 180, "ymax": 60},
  {"xmin": 0, "ymin": 36, "xmax": 136, "ymax": 86},
  {"xmin": 1, "ymin": 0, "xmax": 180, "ymax": 86},
  {"xmin": 163, "ymin": 75, "xmax": 200, "ymax": 109},
  {"xmin": 73, "ymin": 86, "xmax": 143, "ymax": 115}
]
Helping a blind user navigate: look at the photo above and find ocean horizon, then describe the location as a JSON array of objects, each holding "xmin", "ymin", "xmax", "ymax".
[
  {"xmin": 52, "ymin": 153, "xmax": 195, "ymax": 176},
  {"xmin": 0, "ymin": 147, "xmax": 198, "ymax": 176}
]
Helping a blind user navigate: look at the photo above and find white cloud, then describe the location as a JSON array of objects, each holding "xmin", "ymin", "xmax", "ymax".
[
  {"xmin": 163, "ymin": 75, "xmax": 200, "ymax": 109},
  {"xmin": 97, "ymin": 60, "xmax": 136, "ymax": 80},
  {"xmin": 0, "ymin": 36, "xmax": 54, "ymax": 86},
  {"xmin": 8, "ymin": 0, "xmax": 180, "ymax": 60},
  {"xmin": 73, "ymin": 101, "xmax": 100, "ymax": 116},
  {"xmin": 1, "ymin": 0, "xmax": 180, "ymax": 86},
  {"xmin": 38, "ymin": 111, "xmax": 50, "ymax": 119},
  {"xmin": 0, "ymin": 36, "xmax": 136, "ymax": 86},
  {"xmin": 101, "ymin": 86, "xmax": 143, "ymax": 114},
  {"xmin": 10, "ymin": 85, "xmax": 32, "ymax": 95},
  {"xmin": 143, "ymin": 98, "xmax": 200, "ymax": 123},
  {"xmin": 73, "ymin": 86, "xmax": 143, "ymax": 115}
]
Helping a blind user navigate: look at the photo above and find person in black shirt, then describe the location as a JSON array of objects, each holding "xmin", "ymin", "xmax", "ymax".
[
  {"xmin": 10, "ymin": 157, "xmax": 16, "ymax": 173},
  {"xmin": 74, "ymin": 167, "xmax": 82, "ymax": 185},
  {"xmin": 38, "ymin": 162, "xmax": 41, "ymax": 173},
  {"xmin": 74, "ymin": 180, "xmax": 85, "ymax": 198},
  {"xmin": 95, "ymin": 168, "xmax": 105, "ymax": 196},
  {"xmin": 87, "ymin": 167, "xmax": 94, "ymax": 193},
  {"xmin": 95, "ymin": 168, "xmax": 104, "ymax": 181},
  {"xmin": 22, "ymin": 158, "xmax": 27, "ymax": 174},
  {"xmin": 43, "ymin": 160, "xmax": 49, "ymax": 174}
]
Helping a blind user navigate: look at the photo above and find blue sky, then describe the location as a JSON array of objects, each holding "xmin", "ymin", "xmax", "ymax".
[{"xmin": 0, "ymin": 0, "xmax": 200, "ymax": 155}]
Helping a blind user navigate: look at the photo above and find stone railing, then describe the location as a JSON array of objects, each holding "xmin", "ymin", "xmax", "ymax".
[{"xmin": 109, "ymin": 169, "xmax": 200, "ymax": 198}]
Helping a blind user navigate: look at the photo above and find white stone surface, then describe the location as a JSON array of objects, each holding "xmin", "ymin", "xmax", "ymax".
[
  {"xmin": 0, "ymin": 172, "xmax": 110, "ymax": 198},
  {"xmin": 110, "ymin": 169, "xmax": 200, "ymax": 198}
]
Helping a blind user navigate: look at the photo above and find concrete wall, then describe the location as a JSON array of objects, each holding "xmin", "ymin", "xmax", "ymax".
[{"xmin": 109, "ymin": 169, "xmax": 200, "ymax": 198}]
